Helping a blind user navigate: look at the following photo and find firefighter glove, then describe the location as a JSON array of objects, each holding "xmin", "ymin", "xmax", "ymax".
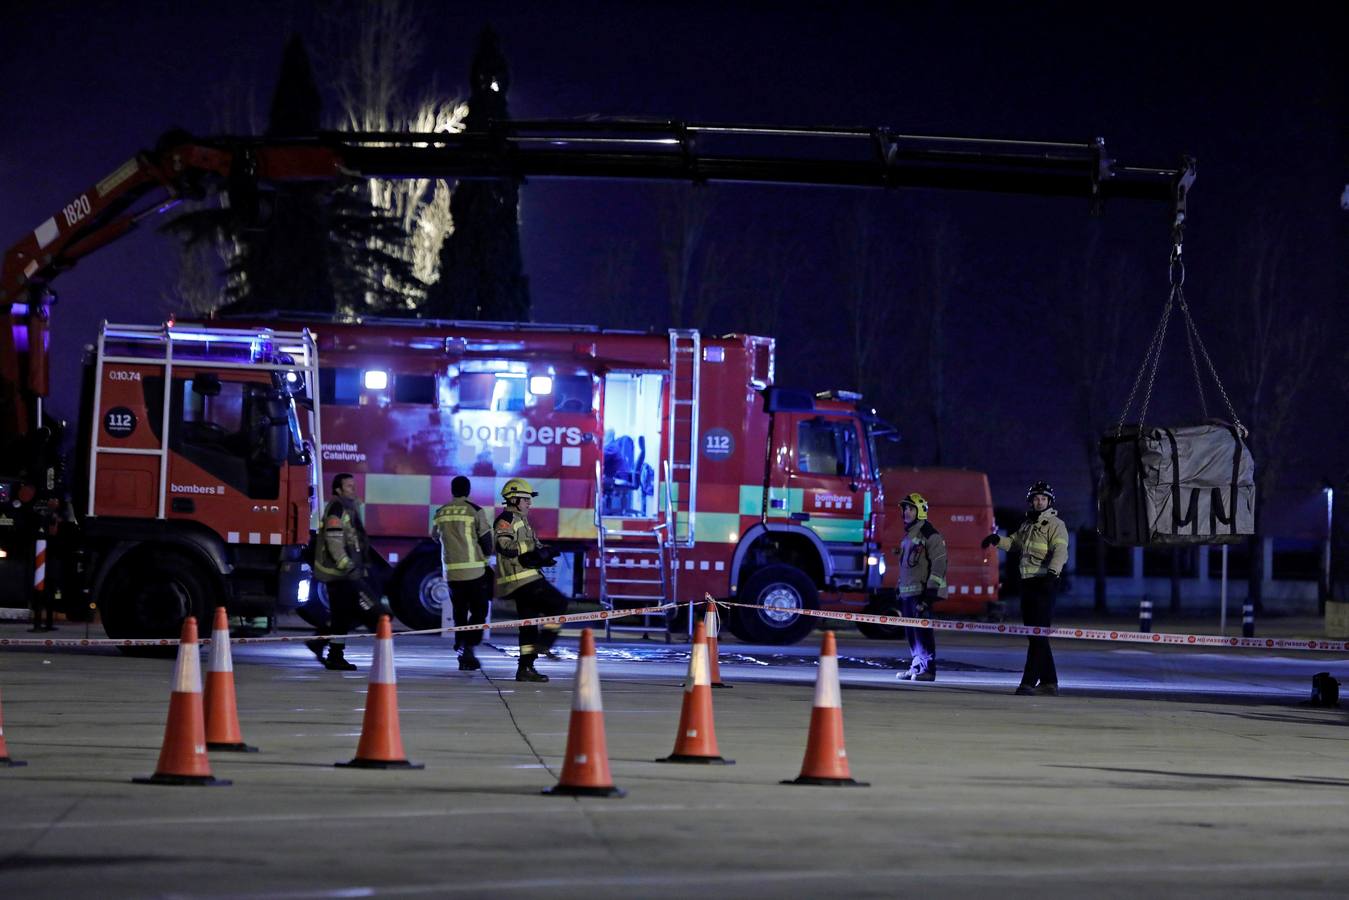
[
  {"xmin": 980, "ymin": 533, "xmax": 1000, "ymax": 549},
  {"xmin": 922, "ymin": 587, "xmax": 941, "ymax": 604}
]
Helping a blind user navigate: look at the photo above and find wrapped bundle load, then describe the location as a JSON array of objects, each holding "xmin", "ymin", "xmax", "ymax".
[{"xmin": 1098, "ymin": 423, "xmax": 1254, "ymax": 546}]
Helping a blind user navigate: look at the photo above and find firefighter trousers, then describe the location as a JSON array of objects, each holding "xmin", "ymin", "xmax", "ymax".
[
  {"xmin": 510, "ymin": 578, "xmax": 568, "ymax": 659},
  {"xmin": 900, "ymin": 594, "xmax": 935, "ymax": 666},
  {"xmin": 448, "ymin": 572, "xmax": 492, "ymax": 650},
  {"xmin": 324, "ymin": 577, "xmax": 382, "ymax": 647},
  {"xmin": 1020, "ymin": 576, "xmax": 1058, "ymax": 687}
]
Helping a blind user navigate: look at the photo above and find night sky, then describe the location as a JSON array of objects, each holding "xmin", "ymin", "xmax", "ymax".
[{"xmin": 3, "ymin": 1, "xmax": 1344, "ymax": 532}]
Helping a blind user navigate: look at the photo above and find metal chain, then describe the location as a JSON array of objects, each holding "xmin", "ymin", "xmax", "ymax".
[
  {"xmin": 1114, "ymin": 241, "xmax": 1181, "ymax": 435},
  {"xmin": 1180, "ymin": 284, "xmax": 1210, "ymax": 419},
  {"xmin": 1179, "ymin": 293, "xmax": 1245, "ymax": 435}
]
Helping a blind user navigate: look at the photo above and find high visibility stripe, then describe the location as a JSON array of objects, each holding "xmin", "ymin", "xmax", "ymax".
[
  {"xmin": 813, "ymin": 655, "xmax": 841, "ymax": 708},
  {"xmin": 371, "ymin": 638, "xmax": 396, "ymax": 685},
  {"xmin": 497, "ymin": 569, "xmax": 539, "ymax": 585},
  {"xmin": 208, "ymin": 629, "xmax": 233, "ymax": 673},
  {"xmin": 574, "ymin": 656, "xmax": 603, "ymax": 712},
  {"xmin": 928, "ymin": 575, "xmax": 947, "ymax": 588},
  {"xmin": 444, "ymin": 560, "xmax": 484, "ymax": 571},
  {"xmin": 898, "ymin": 585, "xmax": 923, "ymax": 596},
  {"xmin": 434, "ymin": 513, "xmax": 474, "ymax": 525},
  {"xmin": 688, "ymin": 642, "xmax": 709, "ymax": 690},
  {"xmin": 174, "ymin": 643, "xmax": 202, "ymax": 694}
]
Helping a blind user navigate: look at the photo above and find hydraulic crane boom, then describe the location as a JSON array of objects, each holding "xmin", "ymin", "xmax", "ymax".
[{"xmin": 0, "ymin": 118, "xmax": 1196, "ymax": 438}]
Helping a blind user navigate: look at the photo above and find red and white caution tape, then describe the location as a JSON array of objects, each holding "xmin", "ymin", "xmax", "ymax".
[
  {"xmin": 0, "ymin": 603, "xmax": 676, "ymax": 648},
  {"xmin": 719, "ymin": 600, "xmax": 1349, "ymax": 653}
]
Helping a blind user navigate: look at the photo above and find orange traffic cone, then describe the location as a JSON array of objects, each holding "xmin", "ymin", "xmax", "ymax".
[
  {"xmin": 656, "ymin": 620, "xmax": 733, "ymax": 765},
  {"xmin": 336, "ymin": 616, "xmax": 423, "ymax": 770},
  {"xmin": 133, "ymin": 617, "xmax": 230, "ymax": 786},
  {"xmin": 783, "ymin": 630, "xmax": 867, "ymax": 786},
  {"xmin": 543, "ymin": 628, "xmax": 625, "ymax": 797},
  {"xmin": 703, "ymin": 598, "xmax": 730, "ymax": 689},
  {"xmin": 203, "ymin": 607, "xmax": 258, "ymax": 753},
  {"xmin": 0, "ymin": 687, "xmax": 27, "ymax": 767}
]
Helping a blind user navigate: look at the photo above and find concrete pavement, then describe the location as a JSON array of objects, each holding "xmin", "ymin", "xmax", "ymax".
[{"xmin": 1, "ymin": 627, "xmax": 1347, "ymax": 898}]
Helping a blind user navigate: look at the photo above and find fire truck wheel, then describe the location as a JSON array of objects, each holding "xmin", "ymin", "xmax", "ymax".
[
  {"xmin": 733, "ymin": 565, "xmax": 818, "ymax": 645},
  {"xmin": 857, "ymin": 594, "xmax": 906, "ymax": 640},
  {"xmin": 391, "ymin": 552, "xmax": 449, "ymax": 631},
  {"xmin": 101, "ymin": 550, "xmax": 218, "ymax": 643}
]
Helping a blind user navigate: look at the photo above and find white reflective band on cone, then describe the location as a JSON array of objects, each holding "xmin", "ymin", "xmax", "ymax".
[
  {"xmin": 372, "ymin": 639, "xmax": 396, "ymax": 685},
  {"xmin": 174, "ymin": 643, "xmax": 202, "ymax": 694},
  {"xmin": 208, "ymin": 630, "xmax": 233, "ymax": 673},
  {"xmin": 688, "ymin": 642, "xmax": 709, "ymax": 689},
  {"xmin": 814, "ymin": 655, "xmax": 841, "ymax": 708},
  {"xmin": 574, "ymin": 656, "xmax": 603, "ymax": 712}
]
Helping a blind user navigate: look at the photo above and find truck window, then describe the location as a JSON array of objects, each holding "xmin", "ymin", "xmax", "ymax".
[
  {"xmin": 393, "ymin": 373, "xmax": 436, "ymax": 405},
  {"xmin": 456, "ymin": 371, "xmax": 526, "ymax": 411},
  {"xmin": 184, "ymin": 379, "xmax": 244, "ymax": 434},
  {"xmin": 797, "ymin": 418, "xmax": 861, "ymax": 478},
  {"xmin": 319, "ymin": 367, "xmax": 360, "ymax": 406},
  {"xmin": 553, "ymin": 375, "xmax": 593, "ymax": 413}
]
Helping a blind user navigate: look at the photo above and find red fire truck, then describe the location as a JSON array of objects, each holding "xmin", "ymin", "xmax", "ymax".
[
  {"xmin": 1, "ymin": 120, "xmax": 1192, "ymax": 638},
  {"xmin": 210, "ymin": 316, "xmax": 893, "ymax": 643}
]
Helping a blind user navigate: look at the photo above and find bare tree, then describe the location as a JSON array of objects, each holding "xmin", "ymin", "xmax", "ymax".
[
  {"xmin": 656, "ymin": 185, "xmax": 714, "ymax": 327},
  {"xmin": 320, "ymin": 0, "xmax": 463, "ymax": 311},
  {"xmin": 913, "ymin": 215, "xmax": 960, "ymax": 465},
  {"xmin": 1221, "ymin": 213, "xmax": 1329, "ymax": 613},
  {"xmin": 587, "ymin": 237, "xmax": 643, "ymax": 328},
  {"xmin": 835, "ymin": 199, "xmax": 901, "ymax": 406},
  {"xmin": 1052, "ymin": 227, "xmax": 1146, "ymax": 611}
]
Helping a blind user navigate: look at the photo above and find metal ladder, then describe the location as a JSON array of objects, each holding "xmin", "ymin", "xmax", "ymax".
[
  {"xmin": 598, "ymin": 455, "xmax": 673, "ymax": 641},
  {"xmin": 667, "ymin": 330, "xmax": 701, "ymax": 637}
]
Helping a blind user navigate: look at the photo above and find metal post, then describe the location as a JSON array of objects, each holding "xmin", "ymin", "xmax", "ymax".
[{"xmin": 1219, "ymin": 545, "xmax": 1228, "ymax": 634}]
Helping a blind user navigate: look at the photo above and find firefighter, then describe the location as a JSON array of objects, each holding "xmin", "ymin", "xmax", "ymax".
[
  {"xmin": 894, "ymin": 493, "xmax": 947, "ymax": 681},
  {"xmin": 493, "ymin": 477, "xmax": 567, "ymax": 682},
  {"xmin": 309, "ymin": 472, "xmax": 382, "ymax": 671},
  {"xmin": 982, "ymin": 480, "xmax": 1069, "ymax": 695},
  {"xmin": 432, "ymin": 475, "xmax": 494, "ymax": 672}
]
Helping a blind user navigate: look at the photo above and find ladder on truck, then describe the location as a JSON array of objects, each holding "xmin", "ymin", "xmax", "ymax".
[
  {"xmin": 597, "ymin": 459, "xmax": 673, "ymax": 642},
  {"xmin": 598, "ymin": 329, "xmax": 702, "ymax": 641}
]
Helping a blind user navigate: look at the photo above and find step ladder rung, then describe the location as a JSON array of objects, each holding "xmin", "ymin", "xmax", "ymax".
[
  {"xmin": 605, "ymin": 593, "xmax": 669, "ymax": 601},
  {"xmin": 606, "ymin": 577, "xmax": 665, "ymax": 585}
]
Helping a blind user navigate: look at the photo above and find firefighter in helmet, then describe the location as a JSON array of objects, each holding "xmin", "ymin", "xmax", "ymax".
[
  {"xmin": 894, "ymin": 492, "xmax": 947, "ymax": 681},
  {"xmin": 493, "ymin": 477, "xmax": 568, "ymax": 682},
  {"xmin": 309, "ymin": 472, "xmax": 383, "ymax": 670},
  {"xmin": 432, "ymin": 475, "xmax": 495, "ymax": 672},
  {"xmin": 982, "ymin": 480, "xmax": 1069, "ymax": 695}
]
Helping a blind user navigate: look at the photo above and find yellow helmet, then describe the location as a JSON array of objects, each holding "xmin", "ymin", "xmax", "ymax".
[
  {"xmin": 501, "ymin": 477, "xmax": 538, "ymax": 501},
  {"xmin": 899, "ymin": 492, "xmax": 928, "ymax": 519}
]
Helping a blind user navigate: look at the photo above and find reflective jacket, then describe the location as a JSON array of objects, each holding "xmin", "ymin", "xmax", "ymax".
[
  {"xmin": 314, "ymin": 498, "xmax": 368, "ymax": 583},
  {"xmin": 996, "ymin": 509, "xmax": 1069, "ymax": 579},
  {"xmin": 432, "ymin": 498, "xmax": 494, "ymax": 582},
  {"xmin": 493, "ymin": 508, "xmax": 542, "ymax": 596},
  {"xmin": 896, "ymin": 520, "xmax": 948, "ymax": 599}
]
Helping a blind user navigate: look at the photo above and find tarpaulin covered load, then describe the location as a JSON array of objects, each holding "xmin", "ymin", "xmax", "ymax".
[{"xmin": 1098, "ymin": 423, "xmax": 1254, "ymax": 546}]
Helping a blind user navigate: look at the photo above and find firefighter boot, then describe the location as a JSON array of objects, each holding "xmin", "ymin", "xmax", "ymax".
[
  {"xmin": 458, "ymin": 647, "xmax": 481, "ymax": 671},
  {"xmin": 539, "ymin": 627, "xmax": 563, "ymax": 660},
  {"xmin": 516, "ymin": 655, "xmax": 549, "ymax": 683},
  {"xmin": 305, "ymin": 638, "xmax": 329, "ymax": 664},
  {"xmin": 324, "ymin": 645, "xmax": 357, "ymax": 671},
  {"xmin": 913, "ymin": 662, "xmax": 936, "ymax": 682}
]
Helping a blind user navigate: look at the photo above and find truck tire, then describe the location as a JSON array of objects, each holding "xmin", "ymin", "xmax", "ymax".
[
  {"xmin": 100, "ymin": 549, "xmax": 219, "ymax": 643},
  {"xmin": 732, "ymin": 565, "xmax": 817, "ymax": 645},
  {"xmin": 857, "ymin": 592, "xmax": 906, "ymax": 640},
  {"xmin": 390, "ymin": 550, "xmax": 449, "ymax": 631}
]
